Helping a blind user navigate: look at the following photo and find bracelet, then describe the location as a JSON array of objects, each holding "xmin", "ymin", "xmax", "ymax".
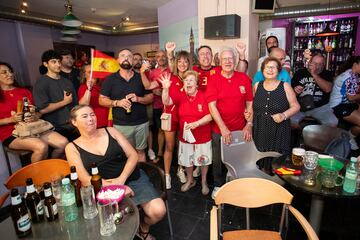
[{"xmin": 282, "ymin": 112, "xmax": 287, "ymax": 120}]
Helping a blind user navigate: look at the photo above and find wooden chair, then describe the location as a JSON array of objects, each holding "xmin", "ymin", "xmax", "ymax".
[
  {"xmin": 1, "ymin": 159, "xmax": 70, "ymax": 207},
  {"xmin": 138, "ymin": 162, "xmax": 173, "ymax": 237},
  {"xmin": 221, "ymin": 130, "xmax": 282, "ymax": 184},
  {"xmin": 302, "ymin": 125, "xmax": 349, "ymax": 153},
  {"xmin": 210, "ymin": 178, "xmax": 319, "ymax": 240}
]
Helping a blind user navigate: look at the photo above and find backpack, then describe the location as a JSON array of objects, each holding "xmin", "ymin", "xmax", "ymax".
[{"xmin": 324, "ymin": 133, "xmax": 351, "ymax": 159}]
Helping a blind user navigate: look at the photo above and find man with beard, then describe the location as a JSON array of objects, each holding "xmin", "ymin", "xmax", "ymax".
[
  {"xmin": 99, "ymin": 49, "xmax": 153, "ymax": 162},
  {"xmin": 132, "ymin": 52, "xmax": 143, "ymax": 73},
  {"xmin": 59, "ymin": 50, "xmax": 81, "ymax": 93}
]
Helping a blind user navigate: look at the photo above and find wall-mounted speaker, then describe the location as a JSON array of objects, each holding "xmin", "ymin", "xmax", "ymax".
[
  {"xmin": 204, "ymin": 14, "xmax": 240, "ymax": 39},
  {"xmin": 252, "ymin": 0, "xmax": 276, "ymax": 13}
]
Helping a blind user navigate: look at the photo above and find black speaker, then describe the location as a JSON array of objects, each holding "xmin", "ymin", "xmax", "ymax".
[
  {"xmin": 252, "ymin": 0, "xmax": 275, "ymax": 13},
  {"xmin": 204, "ymin": 14, "xmax": 240, "ymax": 39}
]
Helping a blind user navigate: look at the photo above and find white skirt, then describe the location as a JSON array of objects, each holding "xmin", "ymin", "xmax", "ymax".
[{"xmin": 178, "ymin": 140, "xmax": 212, "ymax": 167}]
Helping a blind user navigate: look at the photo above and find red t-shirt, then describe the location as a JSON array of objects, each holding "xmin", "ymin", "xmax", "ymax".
[
  {"xmin": 206, "ymin": 71, "xmax": 253, "ymax": 134},
  {"xmin": 149, "ymin": 67, "xmax": 171, "ymax": 109},
  {"xmin": 78, "ymin": 84, "xmax": 109, "ymax": 128},
  {"xmin": 172, "ymin": 91, "xmax": 211, "ymax": 144},
  {"xmin": 0, "ymin": 88, "xmax": 33, "ymax": 141},
  {"xmin": 192, "ymin": 65, "xmax": 221, "ymax": 92}
]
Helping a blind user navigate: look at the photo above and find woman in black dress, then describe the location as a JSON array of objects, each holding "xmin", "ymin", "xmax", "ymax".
[
  {"xmin": 253, "ymin": 57, "xmax": 300, "ymax": 154},
  {"xmin": 65, "ymin": 105, "xmax": 165, "ymax": 240}
]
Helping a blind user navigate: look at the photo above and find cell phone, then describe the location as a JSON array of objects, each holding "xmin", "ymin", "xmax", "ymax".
[
  {"xmin": 142, "ymin": 60, "xmax": 148, "ymax": 64},
  {"xmin": 66, "ymin": 91, "xmax": 71, "ymax": 96}
]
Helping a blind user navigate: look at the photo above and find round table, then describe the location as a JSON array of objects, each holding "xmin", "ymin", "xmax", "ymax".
[
  {"xmin": 272, "ymin": 155, "xmax": 360, "ymax": 234},
  {"xmin": 0, "ymin": 196, "xmax": 139, "ymax": 240}
]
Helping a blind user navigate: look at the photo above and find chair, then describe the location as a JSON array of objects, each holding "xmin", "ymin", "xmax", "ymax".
[
  {"xmin": 210, "ymin": 178, "xmax": 319, "ymax": 240},
  {"xmin": 138, "ymin": 162, "xmax": 173, "ymax": 237},
  {"xmin": 302, "ymin": 125, "xmax": 349, "ymax": 153},
  {"xmin": 1, "ymin": 143, "xmax": 32, "ymax": 175},
  {"xmin": 221, "ymin": 130, "xmax": 282, "ymax": 184},
  {"xmin": 1, "ymin": 159, "xmax": 70, "ymax": 207}
]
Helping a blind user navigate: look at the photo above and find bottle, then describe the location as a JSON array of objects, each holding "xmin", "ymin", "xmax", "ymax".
[
  {"xmin": 91, "ymin": 162, "xmax": 102, "ymax": 196},
  {"xmin": 43, "ymin": 182, "xmax": 58, "ymax": 221},
  {"xmin": 22, "ymin": 97, "xmax": 31, "ymax": 121},
  {"xmin": 126, "ymin": 98, "xmax": 132, "ymax": 115},
  {"xmin": 70, "ymin": 166, "xmax": 82, "ymax": 207},
  {"xmin": 343, "ymin": 157, "xmax": 358, "ymax": 193},
  {"xmin": 324, "ymin": 37, "xmax": 329, "ymax": 48},
  {"xmin": 349, "ymin": 37, "xmax": 353, "ymax": 48},
  {"xmin": 331, "ymin": 38, "xmax": 336, "ymax": 49},
  {"xmin": 307, "ymin": 39, "xmax": 312, "ymax": 49},
  {"xmin": 25, "ymin": 178, "xmax": 44, "ymax": 223},
  {"xmin": 61, "ymin": 178, "xmax": 78, "ymax": 222},
  {"xmin": 11, "ymin": 188, "xmax": 32, "ymax": 237},
  {"xmin": 344, "ymin": 36, "xmax": 349, "ymax": 48}
]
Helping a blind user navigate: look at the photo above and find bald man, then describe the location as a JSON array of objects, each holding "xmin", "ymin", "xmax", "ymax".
[{"xmin": 252, "ymin": 47, "xmax": 291, "ymax": 85}]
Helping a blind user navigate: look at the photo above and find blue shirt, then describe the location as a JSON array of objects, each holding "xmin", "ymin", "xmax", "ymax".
[{"xmin": 253, "ymin": 69, "xmax": 291, "ymax": 85}]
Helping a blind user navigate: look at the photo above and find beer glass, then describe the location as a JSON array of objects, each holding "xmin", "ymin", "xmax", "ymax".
[
  {"xmin": 80, "ymin": 185, "xmax": 98, "ymax": 219},
  {"xmin": 291, "ymin": 148, "xmax": 305, "ymax": 166},
  {"xmin": 304, "ymin": 151, "xmax": 319, "ymax": 170},
  {"xmin": 97, "ymin": 202, "xmax": 116, "ymax": 236}
]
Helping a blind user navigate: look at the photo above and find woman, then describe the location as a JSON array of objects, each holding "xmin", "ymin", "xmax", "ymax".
[
  {"xmin": 78, "ymin": 64, "xmax": 109, "ymax": 128},
  {"xmin": 329, "ymin": 56, "xmax": 360, "ymax": 148},
  {"xmin": 65, "ymin": 105, "xmax": 165, "ymax": 240},
  {"xmin": 160, "ymin": 70, "xmax": 212, "ymax": 195},
  {"xmin": 0, "ymin": 62, "xmax": 68, "ymax": 162},
  {"xmin": 253, "ymin": 57, "xmax": 300, "ymax": 154}
]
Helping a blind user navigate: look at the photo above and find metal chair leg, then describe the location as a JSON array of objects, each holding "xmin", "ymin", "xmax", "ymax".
[
  {"xmin": 4, "ymin": 150, "xmax": 13, "ymax": 175},
  {"xmin": 165, "ymin": 200, "xmax": 174, "ymax": 237}
]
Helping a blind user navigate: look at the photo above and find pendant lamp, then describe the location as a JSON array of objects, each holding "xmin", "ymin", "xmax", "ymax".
[{"xmin": 62, "ymin": 0, "xmax": 82, "ymax": 27}]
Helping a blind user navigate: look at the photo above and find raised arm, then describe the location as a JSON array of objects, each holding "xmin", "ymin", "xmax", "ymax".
[
  {"xmin": 159, "ymin": 73, "xmax": 173, "ymax": 106},
  {"xmin": 165, "ymin": 42, "xmax": 176, "ymax": 72},
  {"xmin": 235, "ymin": 42, "xmax": 248, "ymax": 73}
]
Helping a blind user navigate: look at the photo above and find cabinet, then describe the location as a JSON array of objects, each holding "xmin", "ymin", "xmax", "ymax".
[{"xmin": 291, "ymin": 17, "xmax": 358, "ymax": 75}]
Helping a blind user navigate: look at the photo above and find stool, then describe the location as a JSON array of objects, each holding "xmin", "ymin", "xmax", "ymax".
[{"xmin": 3, "ymin": 146, "xmax": 31, "ymax": 175}]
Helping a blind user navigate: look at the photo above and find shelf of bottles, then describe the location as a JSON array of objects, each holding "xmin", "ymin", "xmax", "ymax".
[{"xmin": 292, "ymin": 17, "xmax": 358, "ymax": 75}]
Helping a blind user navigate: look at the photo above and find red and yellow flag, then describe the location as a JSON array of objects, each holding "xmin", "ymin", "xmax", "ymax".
[
  {"xmin": 91, "ymin": 49, "xmax": 119, "ymax": 79},
  {"xmin": 107, "ymin": 107, "xmax": 113, "ymax": 127}
]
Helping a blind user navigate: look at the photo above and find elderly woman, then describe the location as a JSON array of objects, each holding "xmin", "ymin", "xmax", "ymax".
[
  {"xmin": 160, "ymin": 70, "xmax": 212, "ymax": 195},
  {"xmin": 329, "ymin": 56, "xmax": 360, "ymax": 149},
  {"xmin": 78, "ymin": 64, "xmax": 109, "ymax": 128},
  {"xmin": 65, "ymin": 105, "xmax": 165, "ymax": 240},
  {"xmin": 253, "ymin": 57, "xmax": 300, "ymax": 154},
  {"xmin": 0, "ymin": 62, "xmax": 68, "ymax": 162}
]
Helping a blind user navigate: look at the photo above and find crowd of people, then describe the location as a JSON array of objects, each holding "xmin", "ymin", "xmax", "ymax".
[{"xmin": 1, "ymin": 35, "xmax": 360, "ymax": 239}]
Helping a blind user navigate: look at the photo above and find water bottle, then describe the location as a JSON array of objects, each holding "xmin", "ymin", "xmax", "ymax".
[
  {"xmin": 61, "ymin": 178, "xmax": 78, "ymax": 222},
  {"xmin": 343, "ymin": 157, "xmax": 358, "ymax": 193}
]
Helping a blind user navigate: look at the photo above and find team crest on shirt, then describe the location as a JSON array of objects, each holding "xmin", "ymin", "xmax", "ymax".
[
  {"xmin": 210, "ymin": 69, "xmax": 216, "ymax": 75},
  {"xmin": 239, "ymin": 86, "xmax": 246, "ymax": 94},
  {"xmin": 198, "ymin": 104, "xmax": 203, "ymax": 112}
]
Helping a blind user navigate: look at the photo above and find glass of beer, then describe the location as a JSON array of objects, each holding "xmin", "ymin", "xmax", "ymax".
[
  {"xmin": 17, "ymin": 100, "xmax": 23, "ymax": 113},
  {"xmin": 291, "ymin": 148, "xmax": 305, "ymax": 166}
]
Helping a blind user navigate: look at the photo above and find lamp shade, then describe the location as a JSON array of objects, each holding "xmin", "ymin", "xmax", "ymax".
[
  {"xmin": 61, "ymin": 27, "xmax": 81, "ymax": 34},
  {"xmin": 62, "ymin": 13, "xmax": 82, "ymax": 27},
  {"xmin": 61, "ymin": 34, "xmax": 78, "ymax": 42},
  {"xmin": 316, "ymin": 24, "xmax": 339, "ymax": 37}
]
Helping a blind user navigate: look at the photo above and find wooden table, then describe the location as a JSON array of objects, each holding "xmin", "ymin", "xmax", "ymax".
[{"xmin": 0, "ymin": 196, "xmax": 139, "ymax": 240}]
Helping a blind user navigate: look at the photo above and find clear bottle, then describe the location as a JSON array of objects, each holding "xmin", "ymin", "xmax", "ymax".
[
  {"xmin": 43, "ymin": 182, "xmax": 58, "ymax": 221},
  {"xmin": 11, "ymin": 188, "xmax": 32, "ymax": 237},
  {"xmin": 91, "ymin": 162, "xmax": 102, "ymax": 196},
  {"xmin": 343, "ymin": 157, "xmax": 358, "ymax": 193},
  {"xmin": 61, "ymin": 178, "xmax": 78, "ymax": 222},
  {"xmin": 70, "ymin": 166, "xmax": 82, "ymax": 207},
  {"xmin": 25, "ymin": 178, "xmax": 44, "ymax": 223}
]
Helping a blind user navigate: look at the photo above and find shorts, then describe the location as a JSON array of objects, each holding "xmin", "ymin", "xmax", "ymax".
[
  {"xmin": 332, "ymin": 103, "xmax": 359, "ymax": 119},
  {"xmin": 114, "ymin": 122, "xmax": 149, "ymax": 150},
  {"xmin": 2, "ymin": 135, "xmax": 16, "ymax": 147},
  {"xmin": 146, "ymin": 105, "xmax": 153, "ymax": 126},
  {"xmin": 152, "ymin": 108, "xmax": 162, "ymax": 130},
  {"xmin": 178, "ymin": 140, "xmax": 212, "ymax": 167},
  {"xmin": 127, "ymin": 169, "xmax": 159, "ymax": 205}
]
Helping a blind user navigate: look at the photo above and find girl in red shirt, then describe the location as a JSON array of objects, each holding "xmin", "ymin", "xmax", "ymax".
[
  {"xmin": 160, "ymin": 70, "xmax": 212, "ymax": 195},
  {"xmin": 78, "ymin": 64, "xmax": 109, "ymax": 128}
]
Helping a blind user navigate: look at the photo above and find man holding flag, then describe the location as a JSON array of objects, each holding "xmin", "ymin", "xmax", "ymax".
[{"xmin": 99, "ymin": 49, "xmax": 153, "ymax": 162}]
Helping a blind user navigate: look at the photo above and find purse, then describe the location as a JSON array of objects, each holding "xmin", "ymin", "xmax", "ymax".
[
  {"xmin": 13, "ymin": 119, "xmax": 54, "ymax": 138},
  {"xmin": 160, "ymin": 105, "xmax": 175, "ymax": 131},
  {"xmin": 298, "ymin": 95, "xmax": 315, "ymax": 112}
]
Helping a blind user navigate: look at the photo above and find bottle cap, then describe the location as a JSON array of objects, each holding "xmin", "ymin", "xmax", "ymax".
[
  {"xmin": 26, "ymin": 178, "xmax": 33, "ymax": 186},
  {"xmin": 11, "ymin": 188, "xmax": 19, "ymax": 197},
  {"xmin": 62, "ymin": 178, "xmax": 70, "ymax": 185},
  {"xmin": 70, "ymin": 166, "xmax": 76, "ymax": 173}
]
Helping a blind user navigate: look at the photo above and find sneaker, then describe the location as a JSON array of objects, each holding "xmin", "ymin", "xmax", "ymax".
[
  {"xmin": 211, "ymin": 186, "xmax": 220, "ymax": 200},
  {"xmin": 177, "ymin": 167, "xmax": 187, "ymax": 183},
  {"xmin": 181, "ymin": 181, "xmax": 196, "ymax": 192},
  {"xmin": 349, "ymin": 138, "xmax": 359, "ymax": 150},
  {"xmin": 193, "ymin": 166, "xmax": 201, "ymax": 177},
  {"xmin": 165, "ymin": 174, "xmax": 171, "ymax": 189},
  {"xmin": 201, "ymin": 183, "xmax": 210, "ymax": 196},
  {"xmin": 148, "ymin": 149, "xmax": 156, "ymax": 160}
]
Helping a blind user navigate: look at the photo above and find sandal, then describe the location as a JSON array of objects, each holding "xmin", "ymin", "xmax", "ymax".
[
  {"xmin": 137, "ymin": 225, "xmax": 156, "ymax": 240},
  {"xmin": 152, "ymin": 155, "xmax": 163, "ymax": 164}
]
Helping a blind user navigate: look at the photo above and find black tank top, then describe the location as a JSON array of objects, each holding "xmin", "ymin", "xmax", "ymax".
[{"xmin": 72, "ymin": 128, "xmax": 140, "ymax": 182}]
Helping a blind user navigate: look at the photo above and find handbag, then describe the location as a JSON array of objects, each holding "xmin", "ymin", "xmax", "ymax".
[
  {"xmin": 298, "ymin": 95, "xmax": 315, "ymax": 112},
  {"xmin": 13, "ymin": 119, "xmax": 54, "ymax": 138},
  {"xmin": 160, "ymin": 105, "xmax": 175, "ymax": 131}
]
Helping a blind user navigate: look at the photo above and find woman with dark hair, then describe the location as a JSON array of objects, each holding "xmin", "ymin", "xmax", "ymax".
[
  {"xmin": 78, "ymin": 64, "xmax": 109, "ymax": 128},
  {"xmin": 329, "ymin": 56, "xmax": 360, "ymax": 148},
  {"xmin": 65, "ymin": 105, "xmax": 165, "ymax": 240},
  {"xmin": 0, "ymin": 62, "xmax": 68, "ymax": 162},
  {"xmin": 253, "ymin": 57, "xmax": 300, "ymax": 154}
]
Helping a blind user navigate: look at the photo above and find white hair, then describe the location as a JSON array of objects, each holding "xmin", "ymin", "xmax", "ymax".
[{"xmin": 219, "ymin": 47, "xmax": 237, "ymax": 61}]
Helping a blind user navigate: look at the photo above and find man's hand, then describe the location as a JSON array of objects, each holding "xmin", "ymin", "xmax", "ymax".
[
  {"xmin": 140, "ymin": 60, "xmax": 151, "ymax": 73},
  {"xmin": 294, "ymin": 86, "xmax": 304, "ymax": 95},
  {"xmin": 236, "ymin": 42, "xmax": 246, "ymax": 59},
  {"xmin": 117, "ymin": 98, "xmax": 132, "ymax": 110},
  {"xmin": 220, "ymin": 126, "xmax": 232, "ymax": 145},
  {"xmin": 126, "ymin": 93, "xmax": 138, "ymax": 103},
  {"xmin": 242, "ymin": 124, "xmax": 252, "ymax": 142},
  {"xmin": 86, "ymin": 79, "xmax": 93, "ymax": 90},
  {"xmin": 165, "ymin": 42, "xmax": 176, "ymax": 53},
  {"xmin": 63, "ymin": 91, "xmax": 73, "ymax": 105}
]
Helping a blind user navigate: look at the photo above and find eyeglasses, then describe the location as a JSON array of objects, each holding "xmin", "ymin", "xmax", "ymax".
[
  {"xmin": 265, "ymin": 65, "xmax": 277, "ymax": 70},
  {"xmin": 221, "ymin": 57, "xmax": 234, "ymax": 62}
]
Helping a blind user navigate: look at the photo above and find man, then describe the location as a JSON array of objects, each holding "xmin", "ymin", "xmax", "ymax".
[
  {"xmin": 132, "ymin": 52, "xmax": 143, "ymax": 73},
  {"xmin": 253, "ymin": 47, "xmax": 291, "ymax": 85},
  {"xmin": 33, "ymin": 50, "xmax": 78, "ymax": 141},
  {"xmin": 257, "ymin": 35, "xmax": 291, "ymax": 72},
  {"xmin": 291, "ymin": 53, "xmax": 338, "ymax": 128},
  {"xmin": 99, "ymin": 49, "xmax": 153, "ymax": 162},
  {"xmin": 206, "ymin": 47, "xmax": 253, "ymax": 198},
  {"xmin": 59, "ymin": 50, "xmax": 81, "ymax": 93}
]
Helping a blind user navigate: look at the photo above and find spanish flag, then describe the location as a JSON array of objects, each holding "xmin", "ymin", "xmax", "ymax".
[
  {"xmin": 91, "ymin": 49, "xmax": 120, "ymax": 79},
  {"xmin": 107, "ymin": 107, "xmax": 113, "ymax": 127}
]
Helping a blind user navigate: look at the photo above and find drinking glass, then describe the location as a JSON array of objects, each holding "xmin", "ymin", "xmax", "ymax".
[
  {"xmin": 304, "ymin": 151, "xmax": 319, "ymax": 170},
  {"xmin": 80, "ymin": 185, "xmax": 98, "ymax": 219},
  {"xmin": 303, "ymin": 168, "xmax": 316, "ymax": 186},
  {"xmin": 97, "ymin": 202, "xmax": 116, "ymax": 236}
]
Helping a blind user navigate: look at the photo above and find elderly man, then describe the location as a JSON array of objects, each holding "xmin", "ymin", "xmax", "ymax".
[
  {"xmin": 291, "ymin": 53, "xmax": 338, "ymax": 128},
  {"xmin": 253, "ymin": 47, "xmax": 291, "ymax": 85},
  {"xmin": 99, "ymin": 49, "xmax": 153, "ymax": 162},
  {"xmin": 206, "ymin": 47, "xmax": 253, "ymax": 198}
]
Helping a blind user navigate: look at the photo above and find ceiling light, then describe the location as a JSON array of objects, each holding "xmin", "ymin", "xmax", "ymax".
[
  {"xmin": 22, "ymin": 2, "xmax": 28, "ymax": 7},
  {"xmin": 61, "ymin": 34, "xmax": 78, "ymax": 42},
  {"xmin": 62, "ymin": 0, "xmax": 82, "ymax": 27},
  {"xmin": 61, "ymin": 27, "xmax": 81, "ymax": 34},
  {"xmin": 122, "ymin": 16, "xmax": 130, "ymax": 22},
  {"xmin": 21, "ymin": 9, "xmax": 26, "ymax": 14}
]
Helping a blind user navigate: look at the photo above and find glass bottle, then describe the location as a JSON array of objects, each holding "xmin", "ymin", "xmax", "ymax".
[
  {"xmin": 22, "ymin": 97, "xmax": 31, "ymax": 121},
  {"xmin": 343, "ymin": 157, "xmax": 358, "ymax": 193},
  {"xmin": 61, "ymin": 178, "xmax": 78, "ymax": 222},
  {"xmin": 25, "ymin": 178, "xmax": 44, "ymax": 223},
  {"xmin": 11, "ymin": 188, "xmax": 32, "ymax": 237},
  {"xmin": 43, "ymin": 182, "xmax": 58, "ymax": 221},
  {"xmin": 91, "ymin": 162, "xmax": 102, "ymax": 196},
  {"xmin": 70, "ymin": 166, "xmax": 82, "ymax": 207}
]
